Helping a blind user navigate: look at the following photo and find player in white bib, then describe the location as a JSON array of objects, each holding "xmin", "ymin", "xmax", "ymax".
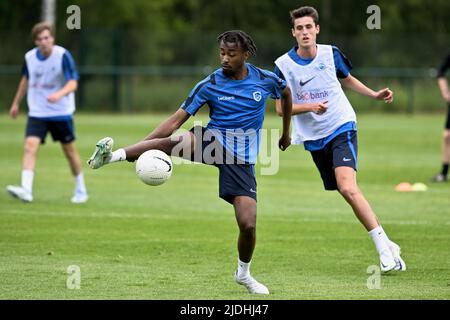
[
  {"xmin": 6, "ymin": 22, "xmax": 88, "ymax": 204},
  {"xmin": 274, "ymin": 6, "xmax": 405, "ymax": 272}
]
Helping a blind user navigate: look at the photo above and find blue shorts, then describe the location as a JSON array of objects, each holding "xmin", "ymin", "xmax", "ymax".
[
  {"xmin": 190, "ymin": 126, "xmax": 257, "ymax": 204},
  {"xmin": 26, "ymin": 116, "xmax": 75, "ymax": 144},
  {"xmin": 310, "ymin": 130, "xmax": 358, "ymax": 190}
]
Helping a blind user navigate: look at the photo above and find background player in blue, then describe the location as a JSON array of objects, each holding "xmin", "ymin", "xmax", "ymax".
[
  {"xmin": 6, "ymin": 22, "xmax": 88, "ymax": 204},
  {"xmin": 431, "ymin": 50, "xmax": 450, "ymax": 182},
  {"xmin": 274, "ymin": 6, "xmax": 406, "ymax": 273},
  {"xmin": 88, "ymin": 30, "xmax": 292, "ymax": 294}
]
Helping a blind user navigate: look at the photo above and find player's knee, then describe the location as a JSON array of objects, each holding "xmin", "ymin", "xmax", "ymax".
[
  {"xmin": 443, "ymin": 130, "xmax": 450, "ymax": 143},
  {"xmin": 24, "ymin": 140, "xmax": 38, "ymax": 155},
  {"xmin": 238, "ymin": 221, "xmax": 256, "ymax": 235},
  {"xmin": 63, "ymin": 143, "xmax": 76, "ymax": 156},
  {"xmin": 338, "ymin": 185, "xmax": 359, "ymax": 200}
]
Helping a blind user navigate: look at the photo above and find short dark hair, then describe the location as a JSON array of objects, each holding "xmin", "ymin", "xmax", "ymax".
[
  {"xmin": 290, "ymin": 6, "xmax": 319, "ymax": 26},
  {"xmin": 32, "ymin": 22, "xmax": 54, "ymax": 40},
  {"xmin": 217, "ymin": 30, "xmax": 257, "ymax": 56}
]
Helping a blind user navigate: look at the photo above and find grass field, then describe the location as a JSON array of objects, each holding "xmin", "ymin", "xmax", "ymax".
[{"xmin": 0, "ymin": 113, "xmax": 449, "ymax": 300}]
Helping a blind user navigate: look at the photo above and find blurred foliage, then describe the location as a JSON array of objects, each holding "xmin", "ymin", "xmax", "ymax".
[
  {"xmin": 0, "ymin": 0, "xmax": 448, "ymax": 113},
  {"xmin": 1, "ymin": 0, "xmax": 449, "ymax": 66}
]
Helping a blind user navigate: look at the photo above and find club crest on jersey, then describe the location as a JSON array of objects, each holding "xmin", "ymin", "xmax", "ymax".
[
  {"xmin": 318, "ymin": 63, "xmax": 327, "ymax": 70},
  {"xmin": 253, "ymin": 91, "xmax": 262, "ymax": 102}
]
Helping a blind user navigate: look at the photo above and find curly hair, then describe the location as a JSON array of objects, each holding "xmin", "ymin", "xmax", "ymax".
[{"xmin": 217, "ymin": 30, "xmax": 257, "ymax": 56}]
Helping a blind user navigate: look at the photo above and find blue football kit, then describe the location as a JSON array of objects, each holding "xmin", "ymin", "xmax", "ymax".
[{"xmin": 181, "ymin": 63, "xmax": 286, "ymax": 202}]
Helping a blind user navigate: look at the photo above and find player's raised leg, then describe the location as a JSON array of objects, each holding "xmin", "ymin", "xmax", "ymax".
[
  {"xmin": 88, "ymin": 131, "xmax": 195, "ymax": 169},
  {"xmin": 87, "ymin": 136, "xmax": 115, "ymax": 169},
  {"xmin": 233, "ymin": 195, "xmax": 269, "ymax": 294},
  {"xmin": 88, "ymin": 109, "xmax": 194, "ymax": 169}
]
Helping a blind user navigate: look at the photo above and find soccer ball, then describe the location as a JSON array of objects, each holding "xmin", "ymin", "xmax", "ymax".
[{"xmin": 136, "ymin": 150, "xmax": 173, "ymax": 186}]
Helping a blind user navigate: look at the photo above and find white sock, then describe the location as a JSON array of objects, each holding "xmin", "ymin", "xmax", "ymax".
[
  {"xmin": 237, "ymin": 258, "xmax": 251, "ymax": 278},
  {"xmin": 21, "ymin": 170, "xmax": 34, "ymax": 194},
  {"xmin": 74, "ymin": 173, "xmax": 87, "ymax": 194},
  {"xmin": 377, "ymin": 226, "xmax": 392, "ymax": 247},
  {"xmin": 368, "ymin": 226, "xmax": 391, "ymax": 255},
  {"xmin": 110, "ymin": 148, "xmax": 126, "ymax": 163}
]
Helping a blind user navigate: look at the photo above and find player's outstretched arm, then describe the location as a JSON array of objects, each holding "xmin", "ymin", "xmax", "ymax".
[
  {"xmin": 340, "ymin": 74, "xmax": 393, "ymax": 103},
  {"xmin": 9, "ymin": 76, "xmax": 28, "ymax": 119},
  {"xmin": 276, "ymin": 100, "xmax": 328, "ymax": 116},
  {"xmin": 142, "ymin": 108, "xmax": 191, "ymax": 141},
  {"xmin": 278, "ymin": 87, "xmax": 292, "ymax": 151}
]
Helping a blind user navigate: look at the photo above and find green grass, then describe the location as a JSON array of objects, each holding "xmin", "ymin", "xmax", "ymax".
[{"xmin": 0, "ymin": 113, "xmax": 449, "ymax": 300}]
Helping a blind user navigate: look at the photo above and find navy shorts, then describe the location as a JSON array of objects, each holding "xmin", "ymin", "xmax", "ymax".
[
  {"xmin": 26, "ymin": 117, "xmax": 75, "ymax": 144},
  {"xmin": 445, "ymin": 103, "xmax": 450, "ymax": 129},
  {"xmin": 310, "ymin": 130, "xmax": 358, "ymax": 191},
  {"xmin": 189, "ymin": 126, "xmax": 257, "ymax": 204}
]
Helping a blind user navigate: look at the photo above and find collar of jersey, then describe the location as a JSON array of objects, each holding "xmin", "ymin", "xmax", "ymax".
[
  {"xmin": 36, "ymin": 49, "xmax": 51, "ymax": 61},
  {"xmin": 288, "ymin": 46, "xmax": 318, "ymax": 66}
]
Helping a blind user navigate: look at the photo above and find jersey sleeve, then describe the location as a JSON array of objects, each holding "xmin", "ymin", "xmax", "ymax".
[
  {"xmin": 437, "ymin": 51, "xmax": 450, "ymax": 78},
  {"xmin": 180, "ymin": 77, "xmax": 210, "ymax": 116},
  {"xmin": 62, "ymin": 51, "xmax": 79, "ymax": 81},
  {"xmin": 332, "ymin": 46, "xmax": 353, "ymax": 79},
  {"xmin": 270, "ymin": 72, "xmax": 287, "ymax": 99},
  {"xmin": 260, "ymin": 69, "xmax": 286, "ymax": 99},
  {"xmin": 22, "ymin": 60, "xmax": 29, "ymax": 79},
  {"xmin": 273, "ymin": 65, "xmax": 286, "ymax": 81}
]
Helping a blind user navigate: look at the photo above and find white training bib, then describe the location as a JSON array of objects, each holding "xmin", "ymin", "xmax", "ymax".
[
  {"xmin": 25, "ymin": 45, "xmax": 75, "ymax": 118},
  {"xmin": 275, "ymin": 44, "xmax": 356, "ymax": 144}
]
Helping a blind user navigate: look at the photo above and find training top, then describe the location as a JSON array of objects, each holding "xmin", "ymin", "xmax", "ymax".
[
  {"xmin": 181, "ymin": 63, "xmax": 286, "ymax": 164},
  {"xmin": 23, "ymin": 45, "xmax": 78, "ymax": 118},
  {"xmin": 275, "ymin": 44, "xmax": 356, "ymax": 149}
]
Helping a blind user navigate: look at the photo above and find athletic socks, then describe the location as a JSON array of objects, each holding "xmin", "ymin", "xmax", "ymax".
[
  {"xmin": 110, "ymin": 148, "xmax": 127, "ymax": 163},
  {"xmin": 75, "ymin": 173, "xmax": 87, "ymax": 194},
  {"xmin": 375, "ymin": 225, "xmax": 391, "ymax": 246},
  {"xmin": 237, "ymin": 258, "xmax": 251, "ymax": 279},
  {"xmin": 368, "ymin": 226, "xmax": 391, "ymax": 255},
  {"xmin": 21, "ymin": 170, "xmax": 34, "ymax": 194},
  {"xmin": 20, "ymin": 170, "xmax": 89, "ymax": 200}
]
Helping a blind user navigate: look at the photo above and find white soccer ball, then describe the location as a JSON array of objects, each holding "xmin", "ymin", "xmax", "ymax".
[{"xmin": 136, "ymin": 150, "xmax": 173, "ymax": 186}]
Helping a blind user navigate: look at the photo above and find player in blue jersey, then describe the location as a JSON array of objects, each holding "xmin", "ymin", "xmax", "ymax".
[
  {"xmin": 88, "ymin": 30, "xmax": 292, "ymax": 294},
  {"xmin": 274, "ymin": 6, "xmax": 406, "ymax": 273},
  {"xmin": 431, "ymin": 50, "xmax": 450, "ymax": 182},
  {"xmin": 6, "ymin": 22, "xmax": 88, "ymax": 204}
]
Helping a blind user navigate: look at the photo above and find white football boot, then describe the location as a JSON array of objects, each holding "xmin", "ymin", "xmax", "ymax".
[
  {"xmin": 235, "ymin": 271, "xmax": 270, "ymax": 294},
  {"xmin": 388, "ymin": 241, "xmax": 406, "ymax": 271},
  {"xmin": 87, "ymin": 137, "xmax": 114, "ymax": 169},
  {"xmin": 6, "ymin": 185, "xmax": 33, "ymax": 203},
  {"xmin": 71, "ymin": 191, "xmax": 89, "ymax": 204},
  {"xmin": 379, "ymin": 249, "xmax": 397, "ymax": 273}
]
